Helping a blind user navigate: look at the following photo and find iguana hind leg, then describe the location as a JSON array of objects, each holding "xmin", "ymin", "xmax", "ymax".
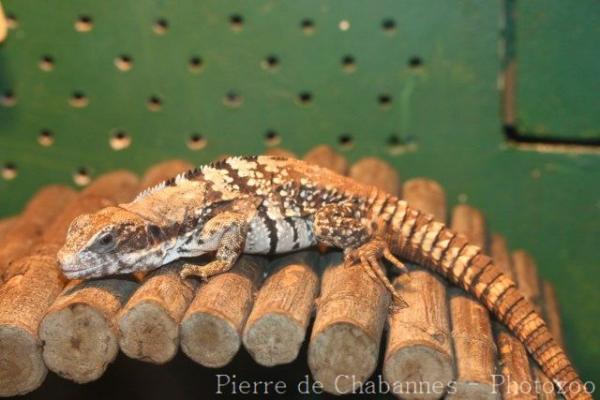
[
  {"xmin": 346, "ymin": 239, "xmax": 409, "ymax": 308},
  {"xmin": 313, "ymin": 203, "xmax": 409, "ymax": 308}
]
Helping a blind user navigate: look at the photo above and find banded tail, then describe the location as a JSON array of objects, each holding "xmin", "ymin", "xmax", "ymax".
[{"xmin": 375, "ymin": 196, "xmax": 590, "ymax": 400}]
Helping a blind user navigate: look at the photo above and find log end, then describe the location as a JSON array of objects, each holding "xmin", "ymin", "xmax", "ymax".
[
  {"xmin": 118, "ymin": 301, "xmax": 179, "ymax": 364},
  {"xmin": 81, "ymin": 170, "xmax": 140, "ymax": 204},
  {"xmin": 0, "ymin": 325, "xmax": 47, "ymax": 396},
  {"xmin": 403, "ymin": 178, "xmax": 446, "ymax": 223},
  {"xmin": 349, "ymin": 157, "xmax": 400, "ymax": 196},
  {"xmin": 140, "ymin": 159, "xmax": 194, "ymax": 189},
  {"xmin": 445, "ymin": 382, "xmax": 499, "ymax": 400},
  {"xmin": 303, "ymin": 145, "xmax": 348, "ymax": 175},
  {"xmin": 263, "ymin": 147, "xmax": 297, "ymax": 159},
  {"xmin": 180, "ymin": 312, "xmax": 240, "ymax": 368},
  {"xmin": 39, "ymin": 303, "xmax": 118, "ymax": 383},
  {"xmin": 243, "ymin": 312, "xmax": 305, "ymax": 367},
  {"xmin": 383, "ymin": 344, "xmax": 454, "ymax": 400},
  {"xmin": 308, "ymin": 322, "xmax": 379, "ymax": 395}
]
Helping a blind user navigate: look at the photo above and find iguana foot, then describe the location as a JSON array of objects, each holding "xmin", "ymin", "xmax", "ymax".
[
  {"xmin": 344, "ymin": 238, "xmax": 409, "ymax": 309},
  {"xmin": 180, "ymin": 260, "xmax": 232, "ymax": 281}
]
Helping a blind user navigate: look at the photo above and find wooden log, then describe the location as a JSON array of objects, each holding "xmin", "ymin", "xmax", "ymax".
[
  {"xmin": 39, "ymin": 278, "xmax": 138, "ymax": 383},
  {"xmin": 303, "ymin": 145, "xmax": 348, "ymax": 175},
  {"xmin": 0, "ymin": 185, "xmax": 77, "ymax": 280},
  {"xmin": 349, "ymin": 157, "xmax": 401, "ymax": 197},
  {"xmin": 383, "ymin": 178, "xmax": 453, "ymax": 400},
  {"xmin": 512, "ymin": 250, "xmax": 542, "ymax": 312},
  {"xmin": 180, "ymin": 256, "xmax": 265, "ymax": 368},
  {"xmin": 0, "ymin": 216, "xmax": 16, "ymax": 283},
  {"xmin": 446, "ymin": 205, "xmax": 497, "ymax": 400},
  {"xmin": 511, "ymin": 250, "xmax": 558, "ymax": 400},
  {"xmin": 264, "ymin": 147, "xmax": 297, "ymax": 159},
  {"xmin": 542, "ymin": 281, "xmax": 564, "ymax": 348},
  {"xmin": 308, "ymin": 252, "xmax": 391, "ymax": 394},
  {"xmin": 139, "ymin": 159, "xmax": 194, "ymax": 189},
  {"xmin": 491, "ymin": 234, "xmax": 536, "ymax": 400},
  {"xmin": 31, "ymin": 171, "xmax": 140, "ymax": 383},
  {"xmin": 447, "ymin": 287, "xmax": 498, "ymax": 400},
  {"xmin": 534, "ymin": 366, "xmax": 558, "ymax": 400},
  {"xmin": 0, "ymin": 256, "xmax": 64, "ymax": 397},
  {"xmin": 496, "ymin": 329, "xmax": 537, "ymax": 400},
  {"xmin": 0, "ymin": 172, "xmax": 138, "ymax": 396},
  {"xmin": 490, "ymin": 234, "xmax": 514, "ymax": 279},
  {"xmin": 81, "ymin": 170, "xmax": 139, "ymax": 204},
  {"xmin": 403, "ymin": 179, "xmax": 446, "ymax": 220},
  {"xmin": 385, "ymin": 268, "xmax": 454, "ymax": 399},
  {"xmin": 242, "ymin": 251, "xmax": 319, "ymax": 366},
  {"xmin": 0, "ymin": 195, "xmax": 113, "ymax": 396},
  {"xmin": 0, "ymin": 215, "xmax": 17, "ymax": 240},
  {"xmin": 307, "ymin": 155, "xmax": 392, "ymax": 394},
  {"xmin": 118, "ymin": 262, "xmax": 195, "ymax": 364},
  {"xmin": 117, "ymin": 160, "xmax": 196, "ymax": 364},
  {"xmin": 451, "ymin": 204, "xmax": 488, "ymax": 249}
]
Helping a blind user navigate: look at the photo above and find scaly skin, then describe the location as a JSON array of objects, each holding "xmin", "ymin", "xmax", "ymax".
[{"xmin": 58, "ymin": 156, "xmax": 591, "ymax": 399}]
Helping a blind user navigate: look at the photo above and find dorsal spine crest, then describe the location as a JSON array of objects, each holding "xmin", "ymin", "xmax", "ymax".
[{"xmin": 133, "ymin": 156, "xmax": 267, "ymax": 202}]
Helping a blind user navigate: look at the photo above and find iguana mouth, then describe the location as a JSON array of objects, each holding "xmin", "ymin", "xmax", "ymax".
[{"xmin": 61, "ymin": 264, "xmax": 103, "ymax": 279}]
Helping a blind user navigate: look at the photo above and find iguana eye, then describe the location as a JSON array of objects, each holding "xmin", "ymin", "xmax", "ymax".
[
  {"xmin": 89, "ymin": 231, "xmax": 117, "ymax": 253},
  {"xmin": 100, "ymin": 234, "xmax": 114, "ymax": 245},
  {"xmin": 148, "ymin": 225, "xmax": 162, "ymax": 241}
]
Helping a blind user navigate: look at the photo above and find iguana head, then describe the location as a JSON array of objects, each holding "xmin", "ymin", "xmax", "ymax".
[{"xmin": 58, "ymin": 206, "xmax": 170, "ymax": 279}]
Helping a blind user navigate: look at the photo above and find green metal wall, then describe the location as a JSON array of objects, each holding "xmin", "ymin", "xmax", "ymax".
[
  {"xmin": 512, "ymin": 0, "xmax": 600, "ymax": 141},
  {"xmin": 0, "ymin": 1, "xmax": 598, "ymax": 384}
]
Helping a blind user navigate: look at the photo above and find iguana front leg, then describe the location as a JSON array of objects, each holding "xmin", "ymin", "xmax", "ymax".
[
  {"xmin": 180, "ymin": 198, "xmax": 258, "ymax": 281},
  {"xmin": 313, "ymin": 203, "xmax": 409, "ymax": 308}
]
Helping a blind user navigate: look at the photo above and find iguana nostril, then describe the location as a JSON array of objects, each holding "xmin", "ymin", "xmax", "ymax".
[{"xmin": 57, "ymin": 249, "xmax": 75, "ymax": 269}]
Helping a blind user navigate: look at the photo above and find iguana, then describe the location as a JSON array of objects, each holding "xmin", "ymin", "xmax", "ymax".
[{"xmin": 58, "ymin": 156, "xmax": 591, "ymax": 399}]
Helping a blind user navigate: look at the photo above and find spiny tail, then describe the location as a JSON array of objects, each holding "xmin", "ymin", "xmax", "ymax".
[{"xmin": 377, "ymin": 197, "xmax": 590, "ymax": 400}]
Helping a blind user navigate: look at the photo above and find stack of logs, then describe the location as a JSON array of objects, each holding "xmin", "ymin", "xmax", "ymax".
[{"xmin": 0, "ymin": 146, "xmax": 567, "ymax": 399}]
